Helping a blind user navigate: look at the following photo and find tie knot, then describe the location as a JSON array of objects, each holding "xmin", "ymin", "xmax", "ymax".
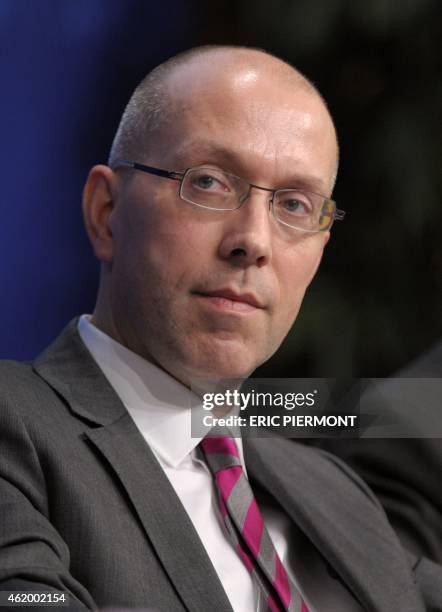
[{"xmin": 200, "ymin": 435, "xmax": 242, "ymax": 473}]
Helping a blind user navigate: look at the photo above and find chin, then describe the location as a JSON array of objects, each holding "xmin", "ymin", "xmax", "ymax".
[
  {"xmin": 191, "ymin": 355, "xmax": 257, "ymax": 383},
  {"xmin": 166, "ymin": 336, "xmax": 269, "ymax": 386}
]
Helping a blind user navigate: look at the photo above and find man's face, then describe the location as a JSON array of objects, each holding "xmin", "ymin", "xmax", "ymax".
[{"xmin": 106, "ymin": 60, "xmax": 337, "ymax": 386}]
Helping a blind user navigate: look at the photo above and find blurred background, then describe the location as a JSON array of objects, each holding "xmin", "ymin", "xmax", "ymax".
[{"xmin": 1, "ymin": 0, "xmax": 441, "ymax": 377}]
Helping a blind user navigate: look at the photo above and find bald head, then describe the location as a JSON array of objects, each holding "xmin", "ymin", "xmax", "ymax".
[{"xmin": 108, "ymin": 45, "xmax": 339, "ymax": 184}]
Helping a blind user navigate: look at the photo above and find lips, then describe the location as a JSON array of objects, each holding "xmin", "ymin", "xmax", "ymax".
[{"xmin": 193, "ymin": 288, "xmax": 265, "ymax": 309}]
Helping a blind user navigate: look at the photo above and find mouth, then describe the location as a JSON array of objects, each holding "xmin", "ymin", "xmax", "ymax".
[{"xmin": 192, "ymin": 288, "xmax": 265, "ymax": 313}]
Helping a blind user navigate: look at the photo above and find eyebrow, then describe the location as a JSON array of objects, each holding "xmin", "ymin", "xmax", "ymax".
[
  {"xmin": 172, "ymin": 141, "xmax": 241, "ymax": 170},
  {"xmin": 171, "ymin": 140, "xmax": 329, "ymax": 195}
]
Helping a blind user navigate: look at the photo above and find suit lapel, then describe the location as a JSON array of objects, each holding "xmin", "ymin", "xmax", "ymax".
[
  {"xmin": 34, "ymin": 319, "xmax": 233, "ymax": 612},
  {"xmin": 85, "ymin": 417, "xmax": 233, "ymax": 612},
  {"xmin": 243, "ymin": 436, "xmax": 426, "ymax": 612}
]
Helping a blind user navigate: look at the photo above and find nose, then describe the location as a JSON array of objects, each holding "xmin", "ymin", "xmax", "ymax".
[{"xmin": 217, "ymin": 188, "xmax": 273, "ymax": 268}]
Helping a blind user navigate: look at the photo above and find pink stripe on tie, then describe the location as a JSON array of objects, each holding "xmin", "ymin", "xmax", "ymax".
[
  {"xmin": 202, "ymin": 436, "xmax": 240, "ymax": 458},
  {"xmin": 242, "ymin": 498, "xmax": 264, "ymax": 558},
  {"xmin": 273, "ymin": 555, "xmax": 291, "ymax": 609},
  {"xmin": 301, "ymin": 601, "xmax": 310, "ymax": 612},
  {"xmin": 216, "ymin": 466, "xmax": 242, "ymax": 505}
]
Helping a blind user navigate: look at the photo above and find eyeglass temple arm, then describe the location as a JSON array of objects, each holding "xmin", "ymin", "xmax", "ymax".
[
  {"xmin": 334, "ymin": 209, "xmax": 346, "ymax": 221},
  {"xmin": 112, "ymin": 160, "xmax": 183, "ymax": 181}
]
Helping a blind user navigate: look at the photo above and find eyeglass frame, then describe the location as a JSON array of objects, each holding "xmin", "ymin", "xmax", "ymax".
[{"xmin": 112, "ymin": 159, "xmax": 346, "ymax": 233}]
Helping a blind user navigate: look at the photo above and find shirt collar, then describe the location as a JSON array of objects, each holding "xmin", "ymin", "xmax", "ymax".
[{"xmin": 78, "ymin": 314, "xmax": 205, "ymax": 468}]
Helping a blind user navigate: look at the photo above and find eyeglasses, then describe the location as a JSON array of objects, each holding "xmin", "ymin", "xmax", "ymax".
[{"xmin": 113, "ymin": 160, "xmax": 346, "ymax": 233}]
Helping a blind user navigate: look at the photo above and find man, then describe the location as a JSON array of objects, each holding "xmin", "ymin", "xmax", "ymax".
[{"xmin": 0, "ymin": 46, "xmax": 437, "ymax": 611}]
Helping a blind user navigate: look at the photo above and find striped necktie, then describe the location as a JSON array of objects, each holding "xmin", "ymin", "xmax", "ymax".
[{"xmin": 200, "ymin": 434, "xmax": 309, "ymax": 612}]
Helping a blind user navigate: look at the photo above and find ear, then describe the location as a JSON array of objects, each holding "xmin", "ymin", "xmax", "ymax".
[{"xmin": 82, "ymin": 165, "xmax": 117, "ymax": 263}]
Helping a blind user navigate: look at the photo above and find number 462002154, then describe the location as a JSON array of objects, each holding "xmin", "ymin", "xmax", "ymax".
[{"xmin": 3, "ymin": 592, "xmax": 68, "ymax": 605}]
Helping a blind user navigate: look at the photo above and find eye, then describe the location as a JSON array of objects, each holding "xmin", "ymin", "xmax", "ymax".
[
  {"xmin": 284, "ymin": 199, "xmax": 303, "ymax": 213},
  {"xmin": 278, "ymin": 193, "xmax": 312, "ymax": 216},
  {"xmin": 191, "ymin": 171, "xmax": 229, "ymax": 193},
  {"xmin": 196, "ymin": 175, "xmax": 218, "ymax": 189}
]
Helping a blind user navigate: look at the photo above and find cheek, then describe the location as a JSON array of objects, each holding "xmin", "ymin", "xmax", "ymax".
[
  {"xmin": 275, "ymin": 238, "xmax": 325, "ymax": 325},
  {"xmin": 117, "ymin": 208, "xmax": 217, "ymax": 307}
]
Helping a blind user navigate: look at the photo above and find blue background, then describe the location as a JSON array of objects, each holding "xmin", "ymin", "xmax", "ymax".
[{"xmin": 0, "ymin": 0, "xmax": 195, "ymax": 359}]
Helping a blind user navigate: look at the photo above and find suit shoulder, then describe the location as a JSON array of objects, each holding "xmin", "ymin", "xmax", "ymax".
[
  {"xmin": 0, "ymin": 359, "xmax": 34, "ymax": 374},
  {"xmin": 0, "ymin": 358, "xmax": 47, "ymax": 389},
  {"xmin": 0, "ymin": 359, "xmax": 39, "ymax": 396},
  {"xmin": 0, "ymin": 359, "xmax": 64, "ymax": 422}
]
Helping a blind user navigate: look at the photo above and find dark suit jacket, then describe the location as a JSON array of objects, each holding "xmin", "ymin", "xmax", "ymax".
[
  {"xmin": 0, "ymin": 320, "xmax": 436, "ymax": 611},
  {"xmin": 314, "ymin": 342, "xmax": 442, "ymax": 611},
  {"xmin": 316, "ymin": 342, "xmax": 442, "ymax": 566}
]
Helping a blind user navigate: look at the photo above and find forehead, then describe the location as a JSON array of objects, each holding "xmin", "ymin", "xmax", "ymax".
[
  {"xmin": 156, "ymin": 59, "xmax": 337, "ymax": 193},
  {"xmin": 170, "ymin": 140, "xmax": 328, "ymax": 195}
]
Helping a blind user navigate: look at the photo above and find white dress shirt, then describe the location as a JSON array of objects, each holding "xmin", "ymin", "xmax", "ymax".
[{"xmin": 78, "ymin": 315, "xmax": 362, "ymax": 612}]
